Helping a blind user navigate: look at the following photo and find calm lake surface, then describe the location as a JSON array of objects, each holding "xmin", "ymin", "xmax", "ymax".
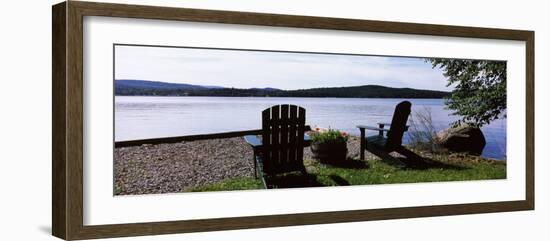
[{"xmin": 115, "ymin": 96, "xmax": 506, "ymax": 160}]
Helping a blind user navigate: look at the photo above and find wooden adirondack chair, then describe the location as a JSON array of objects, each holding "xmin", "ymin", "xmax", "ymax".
[
  {"xmin": 357, "ymin": 101, "xmax": 412, "ymax": 167},
  {"xmin": 244, "ymin": 104, "xmax": 310, "ymax": 188}
]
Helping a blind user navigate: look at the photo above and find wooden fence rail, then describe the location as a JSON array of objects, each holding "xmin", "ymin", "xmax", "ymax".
[{"xmin": 115, "ymin": 126, "xmax": 312, "ymax": 148}]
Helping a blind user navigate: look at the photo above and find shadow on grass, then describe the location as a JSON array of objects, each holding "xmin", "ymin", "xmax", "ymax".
[
  {"xmin": 394, "ymin": 148, "xmax": 467, "ymax": 170},
  {"xmin": 266, "ymin": 173, "xmax": 352, "ymax": 188},
  {"xmin": 321, "ymin": 157, "xmax": 369, "ymax": 169},
  {"xmin": 266, "ymin": 173, "xmax": 323, "ymax": 188},
  {"xmin": 264, "ymin": 149, "xmax": 469, "ymax": 189},
  {"xmin": 329, "ymin": 174, "xmax": 351, "ymax": 186}
]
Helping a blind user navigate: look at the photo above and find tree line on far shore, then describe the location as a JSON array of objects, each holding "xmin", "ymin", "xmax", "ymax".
[{"xmin": 115, "ymin": 81, "xmax": 450, "ymax": 99}]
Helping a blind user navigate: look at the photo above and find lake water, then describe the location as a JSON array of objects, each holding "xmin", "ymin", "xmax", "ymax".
[{"xmin": 115, "ymin": 96, "xmax": 506, "ymax": 160}]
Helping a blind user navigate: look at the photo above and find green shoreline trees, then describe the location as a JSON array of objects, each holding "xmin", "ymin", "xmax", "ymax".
[
  {"xmin": 115, "ymin": 81, "xmax": 450, "ymax": 99},
  {"xmin": 427, "ymin": 59, "xmax": 507, "ymax": 127}
]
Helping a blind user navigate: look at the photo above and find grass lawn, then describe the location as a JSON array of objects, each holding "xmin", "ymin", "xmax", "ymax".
[{"xmin": 185, "ymin": 152, "xmax": 506, "ymax": 192}]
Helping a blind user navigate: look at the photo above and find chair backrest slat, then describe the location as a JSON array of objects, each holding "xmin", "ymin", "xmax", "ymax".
[
  {"xmin": 296, "ymin": 107, "xmax": 306, "ymax": 162},
  {"xmin": 279, "ymin": 105, "xmax": 289, "ymax": 164},
  {"xmin": 261, "ymin": 104, "xmax": 306, "ymax": 175},
  {"xmin": 270, "ymin": 105, "xmax": 280, "ymax": 166},
  {"xmin": 386, "ymin": 101, "xmax": 412, "ymax": 148},
  {"xmin": 261, "ymin": 108, "xmax": 271, "ymax": 170},
  {"xmin": 288, "ymin": 105, "xmax": 298, "ymax": 163}
]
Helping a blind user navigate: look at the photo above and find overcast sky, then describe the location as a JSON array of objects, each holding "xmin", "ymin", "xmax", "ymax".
[{"xmin": 115, "ymin": 45, "xmax": 451, "ymax": 91}]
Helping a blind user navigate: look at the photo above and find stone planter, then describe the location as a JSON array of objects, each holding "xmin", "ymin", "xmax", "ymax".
[{"xmin": 310, "ymin": 142, "xmax": 348, "ymax": 164}]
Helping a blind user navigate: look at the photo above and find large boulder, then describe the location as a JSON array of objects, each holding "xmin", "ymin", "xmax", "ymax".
[{"xmin": 436, "ymin": 126, "xmax": 486, "ymax": 155}]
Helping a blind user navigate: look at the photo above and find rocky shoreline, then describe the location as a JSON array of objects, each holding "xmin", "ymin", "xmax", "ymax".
[{"xmin": 114, "ymin": 134, "xmax": 372, "ymax": 195}]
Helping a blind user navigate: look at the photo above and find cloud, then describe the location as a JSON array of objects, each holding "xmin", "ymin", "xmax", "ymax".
[{"xmin": 115, "ymin": 45, "xmax": 450, "ymax": 91}]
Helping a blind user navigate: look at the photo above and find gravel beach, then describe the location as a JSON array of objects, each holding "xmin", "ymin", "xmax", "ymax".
[{"xmin": 114, "ymin": 134, "xmax": 374, "ymax": 195}]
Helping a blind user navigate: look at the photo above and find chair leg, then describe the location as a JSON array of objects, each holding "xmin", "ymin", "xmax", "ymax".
[
  {"xmin": 253, "ymin": 150, "xmax": 258, "ymax": 179},
  {"xmin": 360, "ymin": 128, "xmax": 366, "ymax": 160},
  {"xmin": 255, "ymin": 155, "xmax": 267, "ymax": 188},
  {"xmin": 260, "ymin": 174, "xmax": 268, "ymax": 189},
  {"xmin": 378, "ymin": 123, "xmax": 385, "ymax": 137}
]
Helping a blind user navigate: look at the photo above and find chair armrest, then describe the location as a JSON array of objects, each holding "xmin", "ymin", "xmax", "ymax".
[
  {"xmin": 376, "ymin": 122, "xmax": 410, "ymax": 131},
  {"xmin": 356, "ymin": 125, "xmax": 390, "ymax": 132},
  {"xmin": 244, "ymin": 135, "xmax": 262, "ymax": 149}
]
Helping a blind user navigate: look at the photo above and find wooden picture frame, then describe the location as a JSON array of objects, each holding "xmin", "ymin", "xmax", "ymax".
[{"xmin": 52, "ymin": 1, "xmax": 534, "ymax": 240}]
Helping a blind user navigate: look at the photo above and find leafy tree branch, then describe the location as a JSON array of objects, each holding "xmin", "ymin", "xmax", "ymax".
[{"xmin": 427, "ymin": 59, "xmax": 506, "ymax": 127}]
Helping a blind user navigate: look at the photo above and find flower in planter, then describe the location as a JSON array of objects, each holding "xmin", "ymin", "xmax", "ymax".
[
  {"xmin": 310, "ymin": 127, "xmax": 349, "ymax": 163},
  {"xmin": 310, "ymin": 127, "xmax": 349, "ymax": 144}
]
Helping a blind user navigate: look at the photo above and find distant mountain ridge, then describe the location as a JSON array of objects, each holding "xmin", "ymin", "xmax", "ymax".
[
  {"xmin": 115, "ymin": 79, "xmax": 449, "ymax": 98},
  {"xmin": 116, "ymin": 79, "xmax": 224, "ymax": 90}
]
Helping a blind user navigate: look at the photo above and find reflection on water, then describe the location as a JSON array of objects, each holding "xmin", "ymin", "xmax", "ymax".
[{"xmin": 115, "ymin": 96, "xmax": 506, "ymax": 159}]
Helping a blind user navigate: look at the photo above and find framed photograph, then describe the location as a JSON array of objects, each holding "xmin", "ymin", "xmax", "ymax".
[{"xmin": 52, "ymin": 1, "xmax": 534, "ymax": 240}]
